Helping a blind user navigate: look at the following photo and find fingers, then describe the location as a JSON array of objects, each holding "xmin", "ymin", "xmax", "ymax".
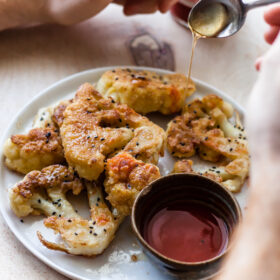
[
  {"xmin": 124, "ymin": 0, "xmax": 159, "ymax": 15},
  {"xmin": 264, "ymin": 25, "xmax": 280, "ymax": 44},
  {"xmin": 255, "ymin": 57, "xmax": 262, "ymax": 71},
  {"xmin": 159, "ymin": 0, "xmax": 179, "ymax": 13},
  {"xmin": 264, "ymin": 4, "xmax": 280, "ymax": 26}
]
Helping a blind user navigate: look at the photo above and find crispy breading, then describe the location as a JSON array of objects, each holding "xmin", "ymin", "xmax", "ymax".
[
  {"xmin": 96, "ymin": 68, "xmax": 195, "ymax": 115},
  {"xmin": 172, "ymin": 159, "xmax": 194, "ymax": 173},
  {"xmin": 3, "ymin": 128, "xmax": 64, "ymax": 174},
  {"xmin": 104, "ymin": 152, "xmax": 160, "ymax": 216},
  {"xmin": 168, "ymin": 94, "xmax": 249, "ymax": 192},
  {"xmin": 9, "ymin": 165, "xmax": 83, "ymax": 217},
  {"xmin": 38, "ymin": 182, "xmax": 123, "ymax": 256},
  {"xmin": 58, "ymin": 83, "xmax": 165, "ymax": 181},
  {"xmin": 172, "ymin": 159, "xmax": 223, "ymax": 183}
]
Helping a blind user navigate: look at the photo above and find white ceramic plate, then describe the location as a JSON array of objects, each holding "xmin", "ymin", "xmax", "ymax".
[{"xmin": 0, "ymin": 66, "xmax": 249, "ymax": 280}]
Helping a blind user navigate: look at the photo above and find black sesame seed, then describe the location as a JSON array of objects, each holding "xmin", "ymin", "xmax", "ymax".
[
  {"xmin": 119, "ymin": 118, "xmax": 122, "ymax": 122},
  {"xmin": 96, "ymin": 203, "xmax": 99, "ymax": 207},
  {"xmin": 136, "ymin": 142, "xmax": 139, "ymax": 146},
  {"xmin": 115, "ymin": 77, "xmax": 119, "ymax": 81},
  {"xmin": 203, "ymin": 153, "xmax": 207, "ymax": 156},
  {"xmin": 90, "ymin": 230, "xmax": 92, "ymax": 234},
  {"xmin": 193, "ymin": 110, "xmax": 197, "ymax": 114},
  {"xmin": 87, "ymin": 98, "xmax": 91, "ymax": 101},
  {"xmin": 75, "ymin": 209, "xmax": 78, "ymax": 213},
  {"xmin": 94, "ymin": 233, "xmax": 98, "ymax": 236},
  {"xmin": 230, "ymin": 148, "xmax": 233, "ymax": 152},
  {"xmin": 93, "ymin": 221, "xmax": 96, "ymax": 225},
  {"xmin": 20, "ymin": 219, "xmax": 24, "ymax": 223},
  {"xmin": 59, "ymin": 214, "xmax": 61, "ymax": 217},
  {"xmin": 171, "ymin": 152, "xmax": 175, "ymax": 155},
  {"xmin": 68, "ymin": 219, "xmax": 72, "ymax": 223},
  {"xmin": 87, "ymin": 136, "xmax": 90, "ymax": 139},
  {"xmin": 40, "ymin": 117, "xmax": 44, "ymax": 121},
  {"xmin": 104, "ymin": 229, "xmax": 107, "ymax": 232},
  {"xmin": 57, "ymin": 199, "xmax": 61, "ymax": 202},
  {"xmin": 127, "ymin": 184, "xmax": 132, "ymax": 189},
  {"xmin": 101, "ymin": 138, "xmax": 105, "ymax": 141},
  {"xmin": 212, "ymin": 166, "xmax": 216, "ymax": 169},
  {"xmin": 52, "ymin": 212, "xmax": 56, "ymax": 215},
  {"xmin": 217, "ymin": 125, "xmax": 220, "ymax": 128},
  {"xmin": 38, "ymin": 199, "xmax": 41, "ymax": 203},
  {"xmin": 205, "ymin": 137, "xmax": 208, "ymax": 141},
  {"xmin": 114, "ymin": 217, "xmax": 117, "ymax": 220},
  {"xmin": 131, "ymin": 74, "xmax": 135, "ymax": 78},
  {"xmin": 97, "ymin": 197, "xmax": 100, "ymax": 202},
  {"xmin": 74, "ymin": 233, "xmax": 78, "ymax": 236},
  {"xmin": 111, "ymin": 99, "xmax": 115, "ymax": 104},
  {"xmin": 89, "ymin": 226, "xmax": 94, "ymax": 229},
  {"xmin": 126, "ymin": 68, "xmax": 132, "ymax": 73},
  {"xmin": 216, "ymin": 171, "xmax": 220, "ymax": 174},
  {"xmin": 45, "ymin": 132, "xmax": 51, "ymax": 138},
  {"xmin": 112, "ymin": 70, "xmax": 116, "ymax": 73},
  {"xmin": 180, "ymin": 142, "xmax": 185, "ymax": 146},
  {"xmin": 58, "ymin": 203, "xmax": 61, "ymax": 207}
]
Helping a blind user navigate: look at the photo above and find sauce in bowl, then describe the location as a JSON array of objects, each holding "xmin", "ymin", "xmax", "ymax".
[{"xmin": 143, "ymin": 202, "xmax": 228, "ymax": 263}]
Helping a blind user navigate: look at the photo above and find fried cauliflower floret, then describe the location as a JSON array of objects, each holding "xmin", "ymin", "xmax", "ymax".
[
  {"xmin": 96, "ymin": 68, "xmax": 195, "ymax": 115},
  {"xmin": 9, "ymin": 165, "xmax": 83, "ymax": 218},
  {"xmin": 58, "ymin": 83, "xmax": 165, "ymax": 180},
  {"xmin": 104, "ymin": 152, "xmax": 160, "ymax": 216},
  {"xmin": 38, "ymin": 182, "xmax": 123, "ymax": 256},
  {"xmin": 168, "ymin": 94, "xmax": 249, "ymax": 192},
  {"xmin": 172, "ymin": 159, "xmax": 194, "ymax": 173},
  {"xmin": 33, "ymin": 105, "xmax": 57, "ymax": 129},
  {"xmin": 3, "ymin": 128, "xmax": 64, "ymax": 174}
]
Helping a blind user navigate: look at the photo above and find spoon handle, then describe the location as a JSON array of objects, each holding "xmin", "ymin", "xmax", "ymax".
[{"xmin": 244, "ymin": 0, "xmax": 280, "ymax": 11}]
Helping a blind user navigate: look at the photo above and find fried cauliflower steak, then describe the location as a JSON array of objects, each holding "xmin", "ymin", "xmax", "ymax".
[
  {"xmin": 38, "ymin": 181, "xmax": 123, "ymax": 256},
  {"xmin": 96, "ymin": 68, "xmax": 195, "ymax": 115},
  {"xmin": 104, "ymin": 152, "xmax": 160, "ymax": 216},
  {"xmin": 167, "ymin": 94, "xmax": 249, "ymax": 192},
  {"xmin": 3, "ymin": 128, "xmax": 64, "ymax": 174},
  {"xmin": 9, "ymin": 165, "xmax": 83, "ymax": 218},
  {"xmin": 58, "ymin": 83, "xmax": 165, "ymax": 181}
]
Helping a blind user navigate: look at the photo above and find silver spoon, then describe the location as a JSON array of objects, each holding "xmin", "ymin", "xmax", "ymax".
[{"xmin": 188, "ymin": 0, "xmax": 280, "ymax": 38}]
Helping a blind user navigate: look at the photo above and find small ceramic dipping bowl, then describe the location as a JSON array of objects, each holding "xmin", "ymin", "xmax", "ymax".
[{"xmin": 131, "ymin": 173, "xmax": 241, "ymax": 280}]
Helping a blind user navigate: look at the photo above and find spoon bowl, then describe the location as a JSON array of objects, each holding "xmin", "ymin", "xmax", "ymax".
[{"xmin": 188, "ymin": 0, "xmax": 280, "ymax": 38}]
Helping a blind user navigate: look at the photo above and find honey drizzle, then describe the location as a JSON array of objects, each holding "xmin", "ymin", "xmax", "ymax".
[{"xmin": 187, "ymin": 27, "xmax": 205, "ymax": 88}]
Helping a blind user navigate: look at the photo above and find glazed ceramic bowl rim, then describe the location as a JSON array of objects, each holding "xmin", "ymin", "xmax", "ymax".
[{"xmin": 131, "ymin": 173, "xmax": 242, "ymax": 267}]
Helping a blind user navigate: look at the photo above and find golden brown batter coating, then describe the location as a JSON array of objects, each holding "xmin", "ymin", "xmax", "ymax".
[
  {"xmin": 167, "ymin": 94, "xmax": 249, "ymax": 192},
  {"xmin": 96, "ymin": 68, "xmax": 195, "ymax": 115},
  {"xmin": 9, "ymin": 165, "xmax": 83, "ymax": 218},
  {"xmin": 38, "ymin": 182, "xmax": 123, "ymax": 256},
  {"xmin": 59, "ymin": 83, "xmax": 165, "ymax": 181},
  {"xmin": 104, "ymin": 152, "xmax": 160, "ymax": 216},
  {"xmin": 3, "ymin": 128, "xmax": 64, "ymax": 174}
]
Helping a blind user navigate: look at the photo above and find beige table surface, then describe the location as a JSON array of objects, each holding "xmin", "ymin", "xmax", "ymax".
[{"xmin": 0, "ymin": 4, "xmax": 269, "ymax": 280}]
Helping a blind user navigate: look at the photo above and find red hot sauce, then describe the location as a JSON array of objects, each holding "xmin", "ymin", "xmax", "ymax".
[{"xmin": 143, "ymin": 202, "xmax": 228, "ymax": 263}]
